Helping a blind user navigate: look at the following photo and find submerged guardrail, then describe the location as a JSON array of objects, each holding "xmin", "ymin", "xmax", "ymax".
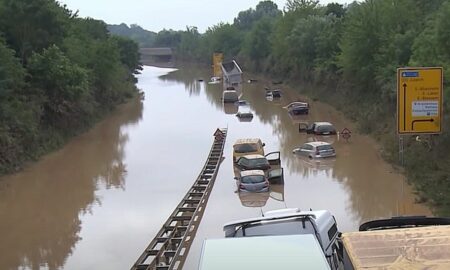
[{"xmin": 131, "ymin": 128, "xmax": 228, "ymax": 270}]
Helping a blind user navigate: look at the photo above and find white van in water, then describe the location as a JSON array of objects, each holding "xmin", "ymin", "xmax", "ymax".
[{"xmin": 222, "ymin": 90, "xmax": 239, "ymax": 103}]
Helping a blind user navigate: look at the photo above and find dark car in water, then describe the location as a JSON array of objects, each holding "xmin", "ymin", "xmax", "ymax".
[
  {"xmin": 303, "ymin": 122, "xmax": 337, "ymax": 135},
  {"xmin": 285, "ymin": 101, "xmax": 309, "ymax": 115}
]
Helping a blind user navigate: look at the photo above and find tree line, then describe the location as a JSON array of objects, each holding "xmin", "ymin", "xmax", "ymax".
[
  {"xmin": 118, "ymin": 0, "xmax": 450, "ymax": 214},
  {"xmin": 0, "ymin": 0, "xmax": 141, "ymax": 174}
]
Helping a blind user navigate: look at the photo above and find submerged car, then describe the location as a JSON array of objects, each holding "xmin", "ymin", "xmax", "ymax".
[
  {"xmin": 236, "ymin": 170, "xmax": 269, "ymax": 192},
  {"xmin": 285, "ymin": 101, "xmax": 309, "ymax": 110},
  {"xmin": 232, "ymin": 138, "xmax": 265, "ymax": 162},
  {"xmin": 266, "ymin": 89, "xmax": 282, "ymax": 99},
  {"xmin": 235, "ymin": 152, "xmax": 280, "ymax": 171},
  {"xmin": 300, "ymin": 122, "xmax": 337, "ymax": 135},
  {"xmin": 234, "ymin": 153, "xmax": 284, "ymax": 184},
  {"xmin": 285, "ymin": 101, "xmax": 309, "ymax": 115},
  {"xmin": 235, "ymin": 154, "xmax": 271, "ymax": 170},
  {"xmin": 293, "ymin": 141, "xmax": 336, "ymax": 159},
  {"xmin": 238, "ymin": 190, "xmax": 270, "ymax": 207},
  {"xmin": 235, "ymin": 112, "xmax": 254, "ymax": 122}
]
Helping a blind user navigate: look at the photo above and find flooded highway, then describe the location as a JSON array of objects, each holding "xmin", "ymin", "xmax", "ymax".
[{"xmin": 0, "ymin": 66, "xmax": 431, "ymax": 270}]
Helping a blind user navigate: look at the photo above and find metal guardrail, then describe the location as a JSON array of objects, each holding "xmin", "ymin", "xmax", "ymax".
[{"xmin": 131, "ymin": 128, "xmax": 228, "ymax": 270}]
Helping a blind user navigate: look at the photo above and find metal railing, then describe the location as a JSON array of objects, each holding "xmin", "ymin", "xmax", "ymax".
[{"xmin": 131, "ymin": 128, "xmax": 228, "ymax": 270}]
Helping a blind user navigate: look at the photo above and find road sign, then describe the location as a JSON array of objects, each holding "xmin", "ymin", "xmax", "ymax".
[
  {"xmin": 397, "ymin": 67, "xmax": 443, "ymax": 134},
  {"xmin": 341, "ymin": 128, "xmax": 352, "ymax": 141},
  {"xmin": 212, "ymin": 53, "xmax": 223, "ymax": 77}
]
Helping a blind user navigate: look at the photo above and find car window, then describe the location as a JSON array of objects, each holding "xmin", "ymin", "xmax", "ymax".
[
  {"xmin": 248, "ymin": 158, "xmax": 270, "ymax": 168},
  {"xmin": 237, "ymin": 158, "xmax": 250, "ymax": 166},
  {"xmin": 234, "ymin": 144, "xmax": 258, "ymax": 153},
  {"xmin": 241, "ymin": 175, "xmax": 265, "ymax": 184},
  {"xmin": 317, "ymin": 145, "xmax": 333, "ymax": 151},
  {"xmin": 317, "ymin": 125, "xmax": 335, "ymax": 133},
  {"xmin": 302, "ymin": 144, "xmax": 313, "ymax": 150}
]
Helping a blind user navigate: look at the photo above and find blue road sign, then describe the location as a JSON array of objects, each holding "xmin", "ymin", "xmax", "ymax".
[{"xmin": 402, "ymin": 71, "xmax": 419, "ymax": 77}]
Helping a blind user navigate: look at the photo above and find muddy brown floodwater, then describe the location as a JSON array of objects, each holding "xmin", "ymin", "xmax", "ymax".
[{"xmin": 0, "ymin": 66, "xmax": 430, "ymax": 270}]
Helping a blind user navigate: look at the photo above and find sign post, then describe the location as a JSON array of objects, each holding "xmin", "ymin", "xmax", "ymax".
[
  {"xmin": 397, "ymin": 67, "xmax": 443, "ymax": 134},
  {"xmin": 397, "ymin": 67, "xmax": 443, "ymax": 164}
]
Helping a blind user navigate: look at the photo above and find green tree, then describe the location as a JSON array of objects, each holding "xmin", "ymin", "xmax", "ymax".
[
  {"xmin": 0, "ymin": 0, "xmax": 71, "ymax": 62},
  {"xmin": 325, "ymin": 2, "xmax": 345, "ymax": 18},
  {"xmin": 154, "ymin": 29, "xmax": 182, "ymax": 47},
  {"xmin": 111, "ymin": 35, "xmax": 142, "ymax": 75},
  {"xmin": 285, "ymin": 0, "xmax": 319, "ymax": 12},
  {"xmin": 203, "ymin": 23, "xmax": 243, "ymax": 59},
  {"xmin": 338, "ymin": 0, "xmax": 385, "ymax": 92},
  {"xmin": 234, "ymin": 1, "xmax": 281, "ymax": 30},
  {"xmin": 177, "ymin": 26, "xmax": 201, "ymax": 60},
  {"xmin": 28, "ymin": 45, "xmax": 90, "ymax": 128},
  {"xmin": 241, "ymin": 18, "xmax": 274, "ymax": 70},
  {"xmin": 0, "ymin": 38, "xmax": 36, "ymax": 172},
  {"xmin": 107, "ymin": 23, "xmax": 156, "ymax": 47}
]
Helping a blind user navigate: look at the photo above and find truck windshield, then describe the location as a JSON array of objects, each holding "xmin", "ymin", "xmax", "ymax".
[{"xmin": 234, "ymin": 144, "xmax": 258, "ymax": 153}]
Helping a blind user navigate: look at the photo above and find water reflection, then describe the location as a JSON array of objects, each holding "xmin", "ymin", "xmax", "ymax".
[
  {"xmin": 305, "ymin": 134, "xmax": 337, "ymax": 145},
  {"xmin": 236, "ymin": 181, "xmax": 285, "ymax": 208},
  {"xmin": 269, "ymin": 184, "xmax": 285, "ymax": 202},
  {"xmin": 0, "ymin": 98, "xmax": 143, "ymax": 270},
  {"xmin": 159, "ymin": 66, "xmax": 203, "ymax": 96},
  {"xmin": 238, "ymin": 191, "xmax": 270, "ymax": 208},
  {"xmin": 223, "ymin": 103, "xmax": 239, "ymax": 114}
]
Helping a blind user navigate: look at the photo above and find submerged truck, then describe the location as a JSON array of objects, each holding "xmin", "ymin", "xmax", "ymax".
[
  {"xmin": 199, "ymin": 209, "xmax": 450, "ymax": 269},
  {"xmin": 340, "ymin": 216, "xmax": 450, "ymax": 269}
]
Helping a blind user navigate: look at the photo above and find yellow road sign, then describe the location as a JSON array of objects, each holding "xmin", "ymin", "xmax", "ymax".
[
  {"xmin": 397, "ymin": 67, "xmax": 443, "ymax": 134},
  {"xmin": 213, "ymin": 53, "xmax": 223, "ymax": 77}
]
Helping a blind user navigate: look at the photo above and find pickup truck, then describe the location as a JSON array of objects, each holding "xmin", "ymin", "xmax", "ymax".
[{"xmin": 199, "ymin": 211, "xmax": 450, "ymax": 270}]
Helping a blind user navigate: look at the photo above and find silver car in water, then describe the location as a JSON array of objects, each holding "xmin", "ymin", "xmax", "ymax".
[
  {"xmin": 293, "ymin": 141, "xmax": 336, "ymax": 159},
  {"xmin": 236, "ymin": 170, "xmax": 269, "ymax": 192}
]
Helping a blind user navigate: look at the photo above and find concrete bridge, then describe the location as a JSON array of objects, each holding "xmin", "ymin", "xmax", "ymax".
[{"xmin": 139, "ymin": 47, "xmax": 174, "ymax": 67}]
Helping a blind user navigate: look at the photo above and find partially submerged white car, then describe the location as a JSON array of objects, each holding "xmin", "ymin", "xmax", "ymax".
[{"xmin": 293, "ymin": 141, "xmax": 336, "ymax": 159}]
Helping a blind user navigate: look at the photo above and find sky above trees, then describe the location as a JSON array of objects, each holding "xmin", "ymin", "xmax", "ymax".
[{"xmin": 57, "ymin": 0, "xmax": 350, "ymax": 33}]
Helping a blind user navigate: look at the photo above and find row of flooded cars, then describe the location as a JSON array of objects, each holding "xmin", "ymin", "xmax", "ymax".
[
  {"xmin": 232, "ymin": 138, "xmax": 284, "ymax": 193},
  {"xmin": 201, "ymin": 129, "xmax": 450, "ymax": 270},
  {"xmin": 199, "ymin": 139, "xmax": 344, "ymax": 270},
  {"xmin": 200, "ymin": 81, "xmax": 450, "ymax": 270},
  {"xmin": 264, "ymin": 87, "xmax": 338, "ymax": 159},
  {"xmin": 203, "ymin": 89, "xmax": 343, "ymax": 269}
]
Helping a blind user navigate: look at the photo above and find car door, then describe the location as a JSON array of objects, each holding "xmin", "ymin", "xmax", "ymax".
[
  {"xmin": 235, "ymin": 157, "xmax": 249, "ymax": 170},
  {"xmin": 267, "ymin": 168, "xmax": 284, "ymax": 184},
  {"xmin": 306, "ymin": 124, "xmax": 315, "ymax": 134},
  {"xmin": 299, "ymin": 122, "xmax": 309, "ymax": 132},
  {"xmin": 265, "ymin": 151, "xmax": 281, "ymax": 166},
  {"xmin": 269, "ymin": 183, "xmax": 284, "ymax": 202}
]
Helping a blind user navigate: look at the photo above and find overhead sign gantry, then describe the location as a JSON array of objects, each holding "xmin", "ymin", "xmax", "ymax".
[{"xmin": 397, "ymin": 67, "xmax": 443, "ymax": 134}]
